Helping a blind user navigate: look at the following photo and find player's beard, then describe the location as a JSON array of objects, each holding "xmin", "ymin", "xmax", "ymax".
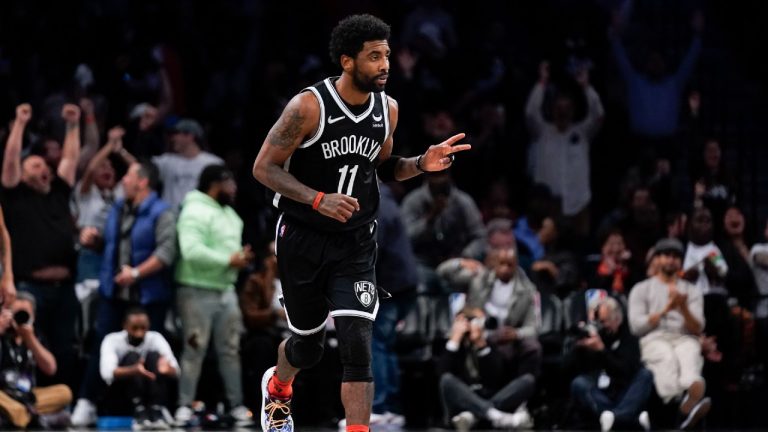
[{"xmin": 352, "ymin": 67, "xmax": 385, "ymax": 93}]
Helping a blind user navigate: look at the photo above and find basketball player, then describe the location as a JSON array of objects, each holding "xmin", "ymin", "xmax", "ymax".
[{"xmin": 252, "ymin": 14, "xmax": 470, "ymax": 432}]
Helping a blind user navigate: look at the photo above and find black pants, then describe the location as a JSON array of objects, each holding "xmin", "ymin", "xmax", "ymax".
[{"xmin": 102, "ymin": 351, "xmax": 173, "ymax": 415}]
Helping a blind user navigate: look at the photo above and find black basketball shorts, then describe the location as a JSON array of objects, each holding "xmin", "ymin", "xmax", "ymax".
[{"xmin": 274, "ymin": 214, "xmax": 378, "ymax": 335}]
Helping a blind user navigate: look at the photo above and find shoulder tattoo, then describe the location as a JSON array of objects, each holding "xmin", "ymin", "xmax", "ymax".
[{"xmin": 268, "ymin": 106, "xmax": 305, "ymax": 149}]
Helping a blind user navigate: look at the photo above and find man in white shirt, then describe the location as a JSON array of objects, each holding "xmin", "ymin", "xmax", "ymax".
[
  {"xmin": 683, "ymin": 207, "xmax": 728, "ymax": 296},
  {"xmin": 100, "ymin": 308, "xmax": 179, "ymax": 430},
  {"xmin": 628, "ymin": 238, "xmax": 710, "ymax": 429},
  {"xmin": 525, "ymin": 62, "xmax": 604, "ymax": 236},
  {"xmin": 151, "ymin": 119, "xmax": 223, "ymax": 210}
]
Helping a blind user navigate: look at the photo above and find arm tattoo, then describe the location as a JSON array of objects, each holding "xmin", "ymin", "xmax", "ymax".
[{"xmin": 267, "ymin": 107, "xmax": 304, "ymax": 149}]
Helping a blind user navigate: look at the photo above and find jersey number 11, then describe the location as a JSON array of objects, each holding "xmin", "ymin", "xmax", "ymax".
[{"xmin": 337, "ymin": 164, "xmax": 359, "ymax": 196}]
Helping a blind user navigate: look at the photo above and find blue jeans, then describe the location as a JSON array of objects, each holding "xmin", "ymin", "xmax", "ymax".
[
  {"xmin": 571, "ymin": 368, "xmax": 654, "ymax": 426},
  {"xmin": 17, "ymin": 281, "xmax": 78, "ymax": 388},
  {"xmin": 372, "ymin": 290, "xmax": 415, "ymax": 414}
]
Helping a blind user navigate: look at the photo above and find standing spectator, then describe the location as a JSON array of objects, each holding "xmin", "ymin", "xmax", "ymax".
[
  {"xmin": 438, "ymin": 307, "xmax": 534, "ymax": 431},
  {"xmin": 628, "ymin": 238, "xmax": 710, "ymax": 429},
  {"xmin": 1, "ymin": 103, "xmax": 81, "ymax": 387},
  {"xmin": 438, "ymin": 248, "xmax": 542, "ymax": 378},
  {"xmin": 525, "ymin": 61, "xmax": 604, "ymax": 236},
  {"xmin": 719, "ymin": 207, "xmax": 757, "ymax": 307},
  {"xmin": 0, "ymin": 293, "xmax": 73, "ymax": 429},
  {"xmin": 71, "ymin": 161, "xmax": 176, "ymax": 427},
  {"xmin": 401, "ymin": 171, "xmax": 484, "ymax": 292},
  {"xmin": 682, "ymin": 207, "xmax": 729, "ymax": 346},
  {"xmin": 0, "ymin": 205, "xmax": 15, "ymax": 305},
  {"xmin": 239, "ymin": 242, "xmax": 284, "ymax": 410},
  {"xmin": 73, "ymin": 127, "xmax": 136, "ymax": 328},
  {"xmin": 100, "ymin": 308, "xmax": 179, "ymax": 429},
  {"xmin": 749, "ymin": 219, "xmax": 768, "ymax": 372},
  {"xmin": 370, "ymin": 183, "xmax": 418, "ymax": 426},
  {"xmin": 609, "ymin": 5, "xmax": 703, "ymax": 141},
  {"xmin": 152, "ymin": 119, "xmax": 223, "ymax": 210},
  {"xmin": 173, "ymin": 164, "xmax": 253, "ymax": 425},
  {"xmin": 692, "ymin": 139, "xmax": 737, "ymax": 236},
  {"xmin": 566, "ymin": 297, "xmax": 653, "ymax": 431}
]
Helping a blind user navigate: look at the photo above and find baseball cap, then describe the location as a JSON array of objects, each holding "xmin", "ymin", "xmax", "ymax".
[
  {"xmin": 170, "ymin": 118, "xmax": 204, "ymax": 141},
  {"xmin": 653, "ymin": 238, "xmax": 684, "ymax": 257}
]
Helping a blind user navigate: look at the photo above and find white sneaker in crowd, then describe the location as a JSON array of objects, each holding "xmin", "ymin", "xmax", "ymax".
[
  {"xmin": 71, "ymin": 398, "xmax": 97, "ymax": 427},
  {"xmin": 599, "ymin": 410, "xmax": 615, "ymax": 432}
]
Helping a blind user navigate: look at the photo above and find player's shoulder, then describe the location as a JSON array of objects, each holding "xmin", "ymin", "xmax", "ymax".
[
  {"xmin": 279, "ymin": 90, "xmax": 321, "ymax": 129},
  {"xmin": 386, "ymin": 94, "xmax": 399, "ymax": 111}
]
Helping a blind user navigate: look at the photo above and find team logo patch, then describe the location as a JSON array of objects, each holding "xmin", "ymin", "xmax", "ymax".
[{"xmin": 354, "ymin": 281, "xmax": 376, "ymax": 308}]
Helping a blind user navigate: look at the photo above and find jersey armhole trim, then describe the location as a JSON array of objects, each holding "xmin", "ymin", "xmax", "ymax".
[
  {"xmin": 299, "ymin": 87, "xmax": 325, "ymax": 149},
  {"xmin": 381, "ymin": 93, "xmax": 390, "ymax": 140}
]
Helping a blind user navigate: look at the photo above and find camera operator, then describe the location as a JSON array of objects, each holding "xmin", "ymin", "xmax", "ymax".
[
  {"xmin": 438, "ymin": 247, "xmax": 543, "ymax": 378},
  {"xmin": 438, "ymin": 307, "xmax": 534, "ymax": 431},
  {"xmin": 0, "ymin": 292, "xmax": 72, "ymax": 428},
  {"xmin": 565, "ymin": 297, "xmax": 653, "ymax": 431}
]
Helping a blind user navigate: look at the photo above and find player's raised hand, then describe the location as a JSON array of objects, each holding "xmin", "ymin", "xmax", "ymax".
[
  {"xmin": 419, "ymin": 132, "xmax": 471, "ymax": 172},
  {"xmin": 317, "ymin": 193, "xmax": 360, "ymax": 223}
]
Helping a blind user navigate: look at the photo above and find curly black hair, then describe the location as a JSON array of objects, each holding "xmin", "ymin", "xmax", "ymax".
[{"xmin": 329, "ymin": 14, "xmax": 390, "ymax": 67}]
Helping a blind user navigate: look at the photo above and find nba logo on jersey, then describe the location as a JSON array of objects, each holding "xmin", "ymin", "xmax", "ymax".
[
  {"xmin": 279, "ymin": 224, "xmax": 286, "ymax": 238},
  {"xmin": 354, "ymin": 281, "xmax": 376, "ymax": 307}
]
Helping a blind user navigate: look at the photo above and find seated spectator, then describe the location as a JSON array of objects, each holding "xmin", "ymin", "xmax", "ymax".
[
  {"xmin": 462, "ymin": 217, "xmax": 516, "ymax": 262},
  {"xmin": 438, "ymin": 307, "xmax": 534, "ymax": 431},
  {"xmin": 0, "ymin": 293, "xmax": 72, "ymax": 429},
  {"xmin": 589, "ymin": 229, "xmax": 639, "ymax": 297},
  {"xmin": 530, "ymin": 217, "xmax": 580, "ymax": 298},
  {"xmin": 100, "ymin": 308, "xmax": 179, "ymax": 429},
  {"xmin": 566, "ymin": 297, "xmax": 653, "ymax": 431},
  {"xmin": 628, "ymin": 238, "xmax": 710, "ymax": 429},
  {"xmin": 438, "ymin": 248, "xmax": 542, "ymax": 378}
]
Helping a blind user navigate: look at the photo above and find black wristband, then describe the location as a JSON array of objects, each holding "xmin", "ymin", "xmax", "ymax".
[
  {"xmin": 416, "ymin": 154, "xmax": 427, "ymax": 173},
  {"xmin": 376, "ymin": 155, "xmax": 403, "ymax": 182}
]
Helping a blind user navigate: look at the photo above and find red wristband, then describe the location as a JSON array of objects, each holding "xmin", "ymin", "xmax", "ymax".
[{"xmin": 312, "ymin": 192, "xmax": 325, "ymax": 210}]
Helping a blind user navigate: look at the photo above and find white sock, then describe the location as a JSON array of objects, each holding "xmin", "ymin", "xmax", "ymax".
[{"xmin": 486, "ymin": 407, "xmax": 504, "ymax": 421}]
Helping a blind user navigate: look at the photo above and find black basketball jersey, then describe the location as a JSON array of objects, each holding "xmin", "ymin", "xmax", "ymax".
[{"xmin": 270, "ymin": 77, "xmax": 390, "ymax": 232}]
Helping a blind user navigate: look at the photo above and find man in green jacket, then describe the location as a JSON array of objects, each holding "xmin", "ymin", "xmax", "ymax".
[{"xmin": 174, "ymin": 164, "xmax": 255, "ymax": 426}]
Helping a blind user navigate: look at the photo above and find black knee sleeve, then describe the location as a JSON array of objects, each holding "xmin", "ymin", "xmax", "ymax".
[
  {"xmin": 285, "ymin": 330, "xmax": 326, "ymax": 369},
  {"xmin": 334, "ymin": 316, "xmax": 373, "ymax": 382}
]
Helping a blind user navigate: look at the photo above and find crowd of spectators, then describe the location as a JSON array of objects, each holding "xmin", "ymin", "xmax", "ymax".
[{"xmin": 0, "ymin": 0, "xmax": 767, "ymax": 430}]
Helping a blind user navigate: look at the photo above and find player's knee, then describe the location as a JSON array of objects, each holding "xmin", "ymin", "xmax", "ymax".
[
  {"xmin": 285, "ymin": 331, "xmax": 325, "ymax": 369},
  {"xmin": 335, "ymin": 316, "xmax": 373, "ymax": 382}
]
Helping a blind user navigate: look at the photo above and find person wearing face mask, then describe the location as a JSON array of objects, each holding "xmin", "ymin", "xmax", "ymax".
[
  {"xmin": 565, "ymin": 297, "xmax": 653, "ymax": 431},
  {"xmin": 173, "ymin": 164, "xmax": 254, "ymax": 426},
  {"xmin": 100, "ymin": 308, "xmax": 179, "ymax": 430}
]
